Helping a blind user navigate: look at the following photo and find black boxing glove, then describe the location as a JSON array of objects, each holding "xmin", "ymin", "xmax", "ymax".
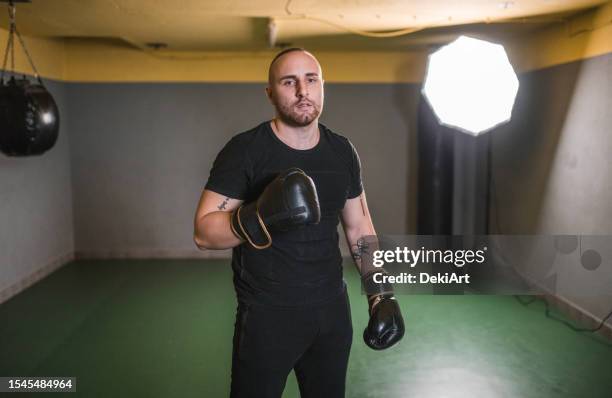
[
  {"xmin": 362, "ymin": 270, "xmax": 405, "ymax": 350},
  {"xmin": 230, "ymin": 168, "xmax": 321, "ymax": 249}
]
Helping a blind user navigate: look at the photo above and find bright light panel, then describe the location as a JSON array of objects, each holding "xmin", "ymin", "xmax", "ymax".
[{"xmin": 422, "ymin": 36, "xmax": 519, "ymax": 136}]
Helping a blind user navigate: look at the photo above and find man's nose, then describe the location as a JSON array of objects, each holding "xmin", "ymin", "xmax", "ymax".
[{"xmin": 296, "ymin": 80, "xmax": 308, "ymax": 97}]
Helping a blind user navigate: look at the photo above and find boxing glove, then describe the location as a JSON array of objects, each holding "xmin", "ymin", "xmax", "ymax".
[
  {"xmin": 231, "ymin": 168, "xmax": 321, "ymax": 249},
  {"xmin": 362, "ymin": 271, "xmax": 405, "ymax": 350}
]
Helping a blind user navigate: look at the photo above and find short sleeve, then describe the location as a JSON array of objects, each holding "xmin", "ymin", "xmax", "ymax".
[
  {"xmin": 347, "ymin": 140, "xmax": 364, "ymax": 199},
  {"xmin": 204, "ymin": 137, "xmax": 250, "ymax": 199}
]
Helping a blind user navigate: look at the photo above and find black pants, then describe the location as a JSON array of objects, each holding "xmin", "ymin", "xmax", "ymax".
[{"xmin": 230, "ymin": 289, "xmax": 353, "ymax": 398}]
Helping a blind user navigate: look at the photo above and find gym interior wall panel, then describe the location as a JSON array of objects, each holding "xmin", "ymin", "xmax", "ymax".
[
  {"xmin": 323, "ymin": 83, "xmax": 420, "ymax": 236},
  {"xmin": 492, "ymin": 52, "xmax": 611, "ymax": 235},
  {"xmin": 0, "ymin": 78, "xmax": 74, "ymax": 301},
  {"xmin": 65, "ymin": 83, "xmax": 270, "ymax": 258},
  {"xmin": 3, "ymin": 1, "xmax": 611, "ymax": 85},
  {"xmin": 64, "ymin": 82, "xmax": 419, "ymax": 259},
  {"xmin": 492, "ymin": 51, "xmax": 612, "ymax": 328}
]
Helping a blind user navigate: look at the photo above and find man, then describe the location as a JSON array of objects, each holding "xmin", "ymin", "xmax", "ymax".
[{"xmin": 193, "ymin": 48, "xmax": 404, "ymax": 398}]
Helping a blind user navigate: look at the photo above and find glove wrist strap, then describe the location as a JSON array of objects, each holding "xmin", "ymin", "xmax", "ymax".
[
  {"xmin": 232, "ymin": 204, "xmax": 272, "ymax": 250},
  {"xmin": 361, "ymin": 269, "xmax": 394, "ymax": 297}
]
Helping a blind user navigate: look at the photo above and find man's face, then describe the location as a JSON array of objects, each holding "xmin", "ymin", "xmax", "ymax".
[{"xmin": 267, "ymin": 51, "xmax": 324, "ymax": 127}]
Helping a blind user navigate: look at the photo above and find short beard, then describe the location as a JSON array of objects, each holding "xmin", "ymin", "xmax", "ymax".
[{"xmin": 275, "ymin": 100, "xmax": 321, "ymax": 127}]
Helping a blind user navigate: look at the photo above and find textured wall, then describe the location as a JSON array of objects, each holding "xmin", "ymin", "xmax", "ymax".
[
  {"xmin": 492, "ymin": 52, "xmax": 611, "ymax": 235},
  {"xmin": 492, "ymin": 52, "xmax": 612, "ymax": 326},
  {"xmin": 0, "ymin": 79, "xmax": 74, "ymax": 300},
  {"xmin": 64, "ymin": 83, "xmax": 419, "ymax": 259}
]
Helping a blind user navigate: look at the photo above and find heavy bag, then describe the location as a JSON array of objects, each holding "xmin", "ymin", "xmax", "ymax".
[{"xmin": 0, "ymin": 76, "xmax": 60, "ymax": 156}]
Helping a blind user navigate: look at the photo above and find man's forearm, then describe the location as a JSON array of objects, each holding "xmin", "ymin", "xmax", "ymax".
[
  {"xmin": 343, "ymin": 226, "xmax": 376, "ymax": 274},
  {"xmin": 194, "ymin": 211, "xmax": 242, "ymax": 250},
  {"xmin": 344, "ymin": 226, "xmax": 394, "ymax": 301}
]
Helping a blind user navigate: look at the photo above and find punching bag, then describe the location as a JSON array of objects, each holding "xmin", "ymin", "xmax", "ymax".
[{"xmin": 0, "ymin": 76, "xmax": 60, "ymax": 156}]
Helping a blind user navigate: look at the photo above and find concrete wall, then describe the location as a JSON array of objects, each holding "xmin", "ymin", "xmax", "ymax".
[
  {"xmin": 493, "ymin": 52, "xmax": 611, "ymax": 235},
  {"xmin": 492, "ymin": 52, "xmax": 612, "ymax": 328},
  {"xmin": 64, "ymin": 82, "xmax": 419, "ymax": 259},
  {"xmin": 0, "ymin": 79, "xmax": 74, "ymax": 302}
]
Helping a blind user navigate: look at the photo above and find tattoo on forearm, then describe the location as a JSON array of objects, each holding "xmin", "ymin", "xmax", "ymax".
[
  {"xmin": 218, "ymin": 197, "xmax": 230, "ymax": 210},
  {"xmin": 351, "ymin": 237, "xmax": 370, "ymax": 263}
]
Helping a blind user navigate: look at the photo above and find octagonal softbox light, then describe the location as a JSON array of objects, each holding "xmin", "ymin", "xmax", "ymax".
[{"xmin": 422, "ymin": 35, "xmax": 519, "ymax": 136}]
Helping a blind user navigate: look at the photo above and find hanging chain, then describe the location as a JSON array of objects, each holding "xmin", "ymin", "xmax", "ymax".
[
  {"xmin": 0, "ymin": 32, "xmax": 12, "ymax": 80},
  {"xmin": 1, "ymin": 1, "xmax": 44, "ymax": 85},
  {"xmin": 10, "ymin": 4, "xmax": 15, "ymax": 72},
  {"xmin": 15, "ymin": 26, "xmax": 42, "ymax": 83},
  {"xmin": 1, "ymin": 3, "xmax": 16, "ymax": 82}
]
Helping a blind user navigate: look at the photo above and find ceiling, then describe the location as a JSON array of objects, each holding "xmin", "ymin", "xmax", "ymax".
[{"xmin": 0, "ymin": 0, "xmax": 608, "ymax": 52}]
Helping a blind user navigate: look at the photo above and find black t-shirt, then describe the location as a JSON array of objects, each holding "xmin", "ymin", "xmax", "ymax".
[{"xmin": 205, "ymin": 120, "xmax": 363, "ymax": 307}]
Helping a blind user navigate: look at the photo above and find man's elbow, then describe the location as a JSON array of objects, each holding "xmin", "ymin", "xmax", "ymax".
[
  {"xmin": 193, "ymin": 225, "xmax": 214, "ymax": 250},
  {"xmin": 194, "ymin": 213, "xmax": 214, "ymax": 249},
  {"xmin": 196, "ymin": 233, "xmax": 219, "ymax": 250},
  {"xmin": 193, "ymin": 234, "xmax": 208, "ymax": 250}
]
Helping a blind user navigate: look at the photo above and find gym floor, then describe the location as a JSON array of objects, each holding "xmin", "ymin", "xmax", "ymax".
[{"xmin": 1, "ymin": 259, "xmax": 610, "ymax": 397}]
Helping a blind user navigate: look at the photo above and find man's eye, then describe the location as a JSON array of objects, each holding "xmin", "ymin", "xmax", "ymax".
[
  {"xmin": 308, "ymin": 78, "xmax": 318, "ymax": 83},
  {"xmin": 283, "ymin": 80, "xmax": 295, "ymax": 86}
]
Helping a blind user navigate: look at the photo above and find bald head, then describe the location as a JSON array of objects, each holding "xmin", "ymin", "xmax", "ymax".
[{"xmin": 267, "ymin": 48, "xmax": 322, "ymax": 86}]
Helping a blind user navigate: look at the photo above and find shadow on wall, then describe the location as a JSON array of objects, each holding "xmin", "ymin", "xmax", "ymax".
[{"xmin": 491, "ymin": 60, "xmax": 584, "ymax": 234}]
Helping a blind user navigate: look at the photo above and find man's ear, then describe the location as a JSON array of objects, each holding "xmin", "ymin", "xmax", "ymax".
[{"xmin": 265, "ymin": 86, "xmax": 274, "ymax": 104}]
